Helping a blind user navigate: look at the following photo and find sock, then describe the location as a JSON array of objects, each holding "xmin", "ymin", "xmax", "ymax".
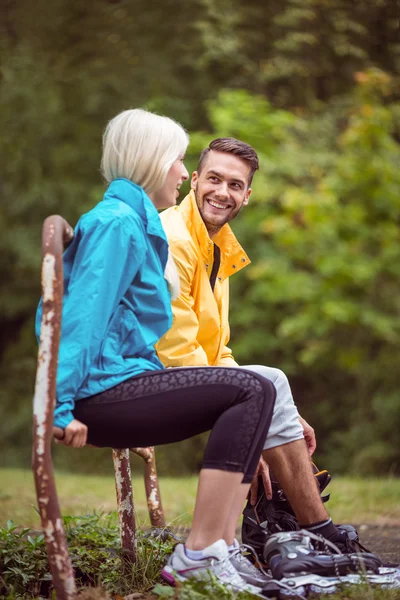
[
  {"xmin": 300, "ymin": 518, "xmax": 341, "ymax": 540},
  {"xmin": 184, "ymin": 546, "xmax": 206, "ymax": 560},
  {"xmin": 228, "ymin": 539, "xmax": 239, "ymax": 552}
]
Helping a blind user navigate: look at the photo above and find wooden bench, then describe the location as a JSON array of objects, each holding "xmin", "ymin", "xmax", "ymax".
[{"xmin": 32, "ymin": 215, "xmax": 165, "ymax": 600}]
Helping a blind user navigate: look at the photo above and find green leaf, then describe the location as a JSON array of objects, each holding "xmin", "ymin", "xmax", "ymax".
[{"xmin": 152, "ymin": 583, "xmax": 176, "ymax": 597}]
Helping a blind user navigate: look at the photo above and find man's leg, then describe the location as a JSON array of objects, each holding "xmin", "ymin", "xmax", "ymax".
[
  {"xmin": 221, "ymin": 436, "xmax": 329, "ymax": 588},
  {"xmin": 242, "ymin": 365, "xmax": 304, "ymax": 451},
  {"xmin": 238, "ymin": 365, "xmax": 358, "ymax": 548},
  {"xmin": 221, "ymin": 440, "xmax": 328, "ymax": 545},
  {"xmin": 263, "ymin": 439, "xmax": 328, "ymax": 524},
  {"xmin": 242, "ymin": 365, "xmax": 326, "ymax": 522},
  {"xmin": 263, "ymin": 439, "xmax": 366, "ymax": 552}
]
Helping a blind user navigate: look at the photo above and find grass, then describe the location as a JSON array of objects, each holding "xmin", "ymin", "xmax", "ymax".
[
  {"xmin": 1, "ymin": 469, "xmax": 400, "ymax": 599},
  {"xmin": 1, "ymin": 468, "xmax": 400, "ymax": 529},
  {"xmin": 0, "ymin": 513, "xmax": 178, "ymax": 598},
  {"xmin": 322, "ymin": 476, "xmax": 400, "ymax": 525},
  {"xmin": 0, "ymin": 468, "xmax": 199, "ymax": 530}
]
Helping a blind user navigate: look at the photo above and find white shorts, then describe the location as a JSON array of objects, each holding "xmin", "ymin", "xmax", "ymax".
[{"xmin": 240, "ymin": 365, "xmax": 304, "ymax": 450}]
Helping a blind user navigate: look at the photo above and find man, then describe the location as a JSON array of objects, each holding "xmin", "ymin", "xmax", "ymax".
[{"xmin": 156, "ymin": 138, "xmax": 363, "ymax": 584}]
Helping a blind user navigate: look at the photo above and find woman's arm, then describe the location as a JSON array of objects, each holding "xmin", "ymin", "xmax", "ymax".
[{"xmin": 50, "ymin": 213, "xmax": 146, "ymax": 429}]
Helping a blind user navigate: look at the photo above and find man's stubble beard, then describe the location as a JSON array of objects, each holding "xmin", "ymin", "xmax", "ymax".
[{"xmin": 194, "ymin": 188, "xmax": 243, "ymax": 237}]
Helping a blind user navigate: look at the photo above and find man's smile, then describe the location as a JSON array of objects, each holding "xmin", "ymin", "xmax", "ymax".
[{"xmin": 206, "ymin": 198, "xmax": 232, "ymax": 210}]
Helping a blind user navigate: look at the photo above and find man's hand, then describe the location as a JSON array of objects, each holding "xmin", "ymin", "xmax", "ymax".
[
  {"xmin": 52, "ymin": 419, "xmax": 88, "ymax": 448},
  {"xmin": 249, "ymin": 456, "xmax": 272, "ymax": 505},
  {"xmin": 299, "ymin": 416, "xmax": 316, "ymax": 456}
]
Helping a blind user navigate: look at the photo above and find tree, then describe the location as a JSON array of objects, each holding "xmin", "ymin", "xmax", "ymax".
[
  {"xmin": 1, "ymin": 0, "xmax": 399, "ymax": 473},
  {"xmin": 189, "ymin": 72, "xmax": 400, "ymax": 474},
  {"xmin": 230, "ymin": 0, "xmax": 400, "ymax": 107}
]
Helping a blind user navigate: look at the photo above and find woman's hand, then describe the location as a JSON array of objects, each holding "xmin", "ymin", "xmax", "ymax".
[{"xmin": 52, "ymin": 419, "xmax": 88, "ymax": 448}]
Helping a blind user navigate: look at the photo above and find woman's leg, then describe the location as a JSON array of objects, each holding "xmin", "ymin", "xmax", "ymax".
[
  {"xmin": 221, "ymin": 365, "xmax": 304, "ymax": 545},
  {"xmin": 221, "ymin": 482, "xmax": 252, "ymax": 546},
  {"xmin": 74, "ymin": 366, "xmax": 276, "ymax": 549},
  {"xmin": 186, "ymin": 470, "xmax": 246, "ymax": 549}
]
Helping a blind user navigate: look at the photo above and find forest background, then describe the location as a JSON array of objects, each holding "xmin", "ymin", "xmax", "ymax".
[{"xmin": 1, "ymin": 0, "xmax": 400, "ymax": 478}]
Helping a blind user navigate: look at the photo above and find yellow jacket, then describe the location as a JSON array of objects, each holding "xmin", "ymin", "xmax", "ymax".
[{"xmin": 156, "ymin": 191, "xmax": 250, "ymax": 367}]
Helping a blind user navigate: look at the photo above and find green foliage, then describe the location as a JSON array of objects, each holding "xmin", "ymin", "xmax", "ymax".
[
  {"xmin": 194, "ymin": 72, "xmax": 400, "ymax": 475},
  {"xmin": 153, "ymin": 578, "xmax": 260, "ymax": 599},
  {"xmin": 1, "ymin": 512, "xmax": 400, "ymax": 599},
  {"xmin": 1, "ymin": 0, "xmax": 400, "ymax": 475},
  {"xmin": 0, "ymin": 514, "xmax": 177, "ymax": 598},
  {"xmin": 230, "ymin": 0, "xmax": 400, "ymax": 106},
  {"xmin": 0, "ymin": 519, "xmax": 50, "ymax": 598},
  {"xmin": 152, "ymin": 579, "xmax": 400, "ymax": 600}
]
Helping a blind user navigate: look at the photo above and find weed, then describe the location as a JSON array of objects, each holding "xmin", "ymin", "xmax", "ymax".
[
  {"xmin": 153, "ymin": 579, "xmax": 259, "ymax": 599},
  {"xmin": 0, "ymin": 514, "xmax": 175, "ymax": 599},
  {"xmin": 1, "ymin": 515, "xmax": 400, "ymax": 599}
]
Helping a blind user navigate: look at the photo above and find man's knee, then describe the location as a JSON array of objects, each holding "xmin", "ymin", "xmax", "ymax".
[{"xmin": 241, "ymin": 365, "xmax": 290, "ymax": 391}]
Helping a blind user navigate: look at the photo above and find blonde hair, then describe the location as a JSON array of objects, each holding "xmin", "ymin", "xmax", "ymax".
[
  {"xmin": 101, "ymin": 108, "xmax": 189, "ymax": 193},
  {"xmin": 164, "ymin": 251, "xmax": 181, "ymax": 300},
  {"xmin": 101, "ymin": 108, "xmax": 187, "ymax": 300}
]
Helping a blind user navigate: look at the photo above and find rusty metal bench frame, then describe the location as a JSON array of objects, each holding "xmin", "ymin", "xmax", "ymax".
[{"xmin": 32, "ymin": 215, "xmax": 165, "ymax": 600}]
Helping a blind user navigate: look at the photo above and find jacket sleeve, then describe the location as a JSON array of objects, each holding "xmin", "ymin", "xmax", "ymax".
[
  {"xmin": 218, "ymin": 342, "xmax": 238, "ymax": 367},
  {"xmin": 156, "ymin": 238, "xmax": 209, "ymax": 367},
  {"xmin": 216, "ymin": 278, "xmax": 237, "ymax": 366},
  {"xmin": 41, "ymin": 215, "xmax": 146, "ymax": 428},
  {"xmin": 217, "ymin": 306, "xmax": 238, "ymax": 366}
]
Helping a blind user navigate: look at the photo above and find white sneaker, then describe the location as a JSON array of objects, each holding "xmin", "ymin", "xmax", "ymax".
[
  {"xmin": 161, "ymin": 538, "xmax": 262, "ymax": 596},
  {"xmin": 229, "ymin": 539, "xmax": 271, "ymax": 587}
]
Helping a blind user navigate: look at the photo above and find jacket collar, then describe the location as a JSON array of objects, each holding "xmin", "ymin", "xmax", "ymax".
[
  {"xmin": 179, "ymin": 190, "xmax": 250, "ymax": 279},
  {"xmin": 104, "ymin": 178, "xmax": 168, "ymax": 242}
]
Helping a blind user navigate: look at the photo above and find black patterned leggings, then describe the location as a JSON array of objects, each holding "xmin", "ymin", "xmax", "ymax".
[{"xmin": 74, "ymin": 367, "xmax": 276, "ymax": 483}]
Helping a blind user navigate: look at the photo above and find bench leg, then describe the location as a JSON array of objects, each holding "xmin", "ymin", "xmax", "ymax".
[
  {"xmin": 131, "ymin": 447, "xmax": 165, "ymax": 528},
  {"xmin": 113, "ymin": 448, "xmax": 136, "ymax": 564},
  {"xmin": 32, "ymin": 443, "xmax": 77, "ymax": 600},
  {"xmin": 33, "ymin": 217, "xmax": 77, "ymax": 600}
]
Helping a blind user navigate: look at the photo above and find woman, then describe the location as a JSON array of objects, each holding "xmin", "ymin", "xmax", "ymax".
[{"xmin": 36, "ymin": 109, "xmax": 276, "ymax": 596}]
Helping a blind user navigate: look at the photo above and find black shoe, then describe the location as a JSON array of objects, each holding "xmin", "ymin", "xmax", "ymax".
[
  {"xmin": 332, "ymin": 525, "xmax": 399, "ymax": 568},
  {"xmin": 331, "ymin": 524, "xmax": 371, "ymax": 554},
  {"xmin": 242, "ymin": 462, "xmax": 331, "ymax": 565},
  {"xmin": 263, "ymin": 530, "xmax": 382, "ymax": 580}
]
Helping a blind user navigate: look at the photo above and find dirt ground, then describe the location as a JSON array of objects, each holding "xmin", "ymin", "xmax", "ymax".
[
  {"xmin": 232, "ymin": 522, "xmax": 400, "ymax": 566},
  {"xmin": 134, "ymin": 525, "xmax": 400, "ymax": 600},
  {"xmin": 356, "ymin": 523, "xmax": 400, "ymax": 565},
  {"xmin": 189, "ymin": 522, "xmax": 400, "ymax": 565}
]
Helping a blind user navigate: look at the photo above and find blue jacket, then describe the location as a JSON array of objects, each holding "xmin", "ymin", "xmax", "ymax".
[{"xmin": 36, "ymin": 178, "xmax": 172, "ymax": 428}]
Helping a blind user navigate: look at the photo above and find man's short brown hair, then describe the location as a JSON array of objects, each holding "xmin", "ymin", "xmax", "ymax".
[{"xmin": 197, "ymin": 137, "xmax": 259, "ymax": 185}]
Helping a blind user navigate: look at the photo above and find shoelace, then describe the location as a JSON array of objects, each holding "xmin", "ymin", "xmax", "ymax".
[
  {"xmin": 265, "ymin": 532, "xmax": 335, "ymax": 600},
  {"xmin": 265, "ymin": 531, "xmax": 345, "ymax": 585},
  {"xmin": 308, "ymin": 526, "xmax": 370, "ymax": 554},
  {"xmin": 231, "ymin": 542, "xmax": 272, "ymax": 580},
  {"xmin": 210, "ymin": 554, "xmax": 251, "ymax": 587},
  {"xmin": 219, "ymin": 551, "xmax": 308, "ymax": 600},
  {"xmin": 265, "ymin": 531, "xmax": 380, "ymax": 599},
  {"xmin": 303, "ymin": 530, "xmax": 372, "ymax": 579},
  {"xmin": 308, "ymin": 531, "xmax": 343, "ymax": 579},
  {"xmin": 342, "ymin": 533, "xmax": 370, "ymax": 554},
  {"xmin": 302, "ymin": 530, "xmax": 343, "ymax": 554},
  {"xmin": 233, "ymin": 544, "xmax": 308, "ymax": 599}
]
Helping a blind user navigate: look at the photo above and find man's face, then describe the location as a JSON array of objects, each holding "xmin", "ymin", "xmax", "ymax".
[{"xmin": 191, "ymin": 150, "xmax": 252, "ymax": 235}]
